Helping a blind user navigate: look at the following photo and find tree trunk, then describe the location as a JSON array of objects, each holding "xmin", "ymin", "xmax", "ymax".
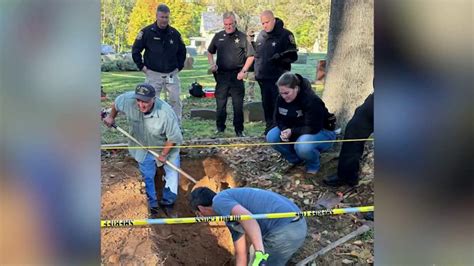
[{"xmin": 323, "ymin": 0, "xmax": 374, "ymax": 128}]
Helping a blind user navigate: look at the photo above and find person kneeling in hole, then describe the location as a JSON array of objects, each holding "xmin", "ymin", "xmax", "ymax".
[{"xmin": 190, "ymin": 187, "xmax": 307, "ymax": 265}]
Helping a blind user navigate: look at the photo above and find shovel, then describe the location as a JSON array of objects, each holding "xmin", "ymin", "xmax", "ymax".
[{"xmin": 112, "ymin": 124, "xmax": 197, "ymax": 184}]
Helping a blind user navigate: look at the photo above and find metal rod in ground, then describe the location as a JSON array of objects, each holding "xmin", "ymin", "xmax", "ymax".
[
  {"xmin": 101, "ymin": 206, "xmax": 374, "ymax": 228},
  {"xmin": 295, "ymin": 224, "xmax": 372, "ymax": 266},
  {"xmin": 113, "ymin": 125, "xmax": 197, "ymax": 184}
]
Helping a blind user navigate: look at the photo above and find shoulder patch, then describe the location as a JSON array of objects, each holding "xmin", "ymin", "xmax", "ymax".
[
  {"xmin": 288, "ymin": 34, "xmax": 295, "ymax": 45},
  {"xmin": 136, "ymin": 31, "xmax": 143, "ymax": 40}
]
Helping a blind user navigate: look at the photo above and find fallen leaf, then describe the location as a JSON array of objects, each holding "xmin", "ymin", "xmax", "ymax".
[
  {"xmin": 311, "ymin": 233, "xmax": 321, "ymax": 241},
  {"xmin": 359, "ymin": 249, "xmax": 372, "ymax": 260}
]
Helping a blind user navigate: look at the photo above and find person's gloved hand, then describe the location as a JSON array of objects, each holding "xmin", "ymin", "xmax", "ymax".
[
  {"xmin": 103, "ymin": 115, "xmax": 115, "ymax": 128},
  {"xmin": 252, "ymin": 251, "xmax": 269, "ymax": 266},
  {"xmin": 269, "ymin": 53, "xmax": 281, "ymax": 62}
]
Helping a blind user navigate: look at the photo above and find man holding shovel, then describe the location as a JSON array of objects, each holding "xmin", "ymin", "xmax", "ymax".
[{"xmin": 103, "ymin": 83, "xmax": 183, "ymax": 217}]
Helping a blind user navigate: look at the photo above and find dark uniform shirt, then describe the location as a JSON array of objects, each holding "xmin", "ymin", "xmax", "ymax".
[
  {"xmin": 132, "ymin": 23, "xmax": 186, "ymax": 73},
  {"xmin": 208, "ymin": 29, "xmax": 255, "ymax": 72},
  {"xmin": 274, "ymin": 75, "xmax": 332, "ymax": 141},
  {"xmin": 254, "ymin": 18, "xmax": 298, "ymax": 80}
]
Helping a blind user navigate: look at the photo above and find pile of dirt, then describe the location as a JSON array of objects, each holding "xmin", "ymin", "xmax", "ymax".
[{"xmin": 101, "ymin": 155, "xmax": 162, "ymax": 265}]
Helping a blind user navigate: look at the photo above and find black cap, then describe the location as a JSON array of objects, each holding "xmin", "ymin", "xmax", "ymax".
[
  {"xmin": 134, "ymin": 83, "xmax": 155, "ymax": 101},
  {"xmin": 189, "ymin": 187, "xmax": 216, "ymax": 211}
]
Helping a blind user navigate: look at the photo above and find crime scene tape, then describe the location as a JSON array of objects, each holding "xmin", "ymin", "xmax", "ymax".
[
  {"xmin": 101, "ymin": 206, "xmax": 373, "ymax": 228},
  {"xmin": 100, "ymin": 138, "xmax": 374, "ymax": 150}
]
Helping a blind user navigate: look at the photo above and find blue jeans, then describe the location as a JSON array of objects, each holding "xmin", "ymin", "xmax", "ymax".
[
  {"xmin": 266, "ymin": 127, "xmax": 336, "ymax": 173},
  {"xmin": 138, "ymin": 152, "xmax": 180, "ymax": 208},
  {"xmin": 263, "ymin": 219, "xmax": 307, "ymax": 265}
]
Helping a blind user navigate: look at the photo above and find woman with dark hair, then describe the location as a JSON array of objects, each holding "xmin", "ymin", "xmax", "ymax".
[{"xmin": 266, "ymin": 72, "xmax": 336, "ymax": 178}]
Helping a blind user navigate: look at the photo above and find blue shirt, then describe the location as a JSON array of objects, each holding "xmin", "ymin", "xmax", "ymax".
[{"xmin": 212, "ymin": 188, "xmax": 301, "ymax": 241}]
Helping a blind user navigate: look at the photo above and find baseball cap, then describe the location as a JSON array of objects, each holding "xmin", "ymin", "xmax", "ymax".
[{"xmin": 134, "ymin": 83, "xmax": 155, "ymax": 101}]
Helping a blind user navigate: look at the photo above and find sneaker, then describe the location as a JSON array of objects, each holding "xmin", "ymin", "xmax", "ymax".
[
  {"xmin": 235, "ymin": 131, "xmax": 245, "ymax": 137},
  {"xmin": 305, "ymin": 171, "xmax": 319, "ymax": 179},
  {"xmin": 214, "ymin": 129, "xmax": 225, "ymax": 137},
  {"xmin": 282, "ymin": 160, "xmax": 304, "ymax": 173}
]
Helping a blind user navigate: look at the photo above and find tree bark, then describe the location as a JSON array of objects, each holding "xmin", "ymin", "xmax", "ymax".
[{"xmin": 323, "ymin": 0, "xmax": 374, "ymax": 128}]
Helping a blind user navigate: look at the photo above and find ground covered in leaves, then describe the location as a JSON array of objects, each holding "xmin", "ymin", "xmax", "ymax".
[{"xmin": 101, "ymin": 136, "xmax": 374, "ymax": 265}]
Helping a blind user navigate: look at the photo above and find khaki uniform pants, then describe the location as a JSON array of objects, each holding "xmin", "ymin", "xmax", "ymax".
[{"xmin": 145, "ymin": 68, "xmax": 182, "ymax": 123}]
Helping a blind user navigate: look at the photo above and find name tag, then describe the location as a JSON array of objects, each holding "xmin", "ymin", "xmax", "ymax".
[
  {"xmin": 279, "ymin": 107, "xmax": 288, "ymax": 115},
  {"xmin": 153, "ymin": 37, "xmax": 161, "ymax": 40},
  {"xmin": 218, "ymin": 39, "xmax": 224, "ymax": 41}
]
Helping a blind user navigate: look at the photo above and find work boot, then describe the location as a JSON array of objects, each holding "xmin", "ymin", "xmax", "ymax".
[
  {"xmin": 149, "ymin": 207, "xmax": 160, "ymax": 218},
  {"xmin": 159, "ymin": 200, "xmax": 177, "ymax": 218},
  {"xmin": 323, "ymin": 175, "xmax": 357, "ymax": 187}
]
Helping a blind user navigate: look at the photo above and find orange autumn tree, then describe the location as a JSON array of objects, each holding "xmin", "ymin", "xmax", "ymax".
[{"xmin": 127, "ymin": 0, "xmax": 201, "ymax": 46}]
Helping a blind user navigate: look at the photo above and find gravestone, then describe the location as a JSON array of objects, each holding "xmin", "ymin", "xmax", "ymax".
[
  {"xmin": 101, "ymin": 54, "xmax": 116, "ymax": 62},
  {"xmin": 294, "ymin": 53, "xmax": 308, "ymax": 64},
  {"xmin": 190, "ymin": 109, "xmax": 216, "ymax": 120},
  {"xmin": 243, "ymin": 102, "xmax": 264, "ymax": 122},
  {"xmin": 183, "ymin": 56, "xmax": 194, "ymax": 70},
  {"xmin": 186, "ymin": 47, "xmax": 197, "ymax": 57},
  {"xmin": 121, "ymin": 53, "xmax": 133, "ymax": 61}
]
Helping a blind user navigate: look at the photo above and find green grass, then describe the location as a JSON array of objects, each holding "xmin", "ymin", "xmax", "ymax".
[
  {"xmin": 101, "ymin": 54, "xmax": 325, "ymax": 143},
  {"xmin": 360, "ymin": 229, "xmax": 375, "ymax": 240}
]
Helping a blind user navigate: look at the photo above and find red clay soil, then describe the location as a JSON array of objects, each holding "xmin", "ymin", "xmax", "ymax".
[{"xmin": 101, "ymin": 154, "xmax": 237, "ymax": 265}]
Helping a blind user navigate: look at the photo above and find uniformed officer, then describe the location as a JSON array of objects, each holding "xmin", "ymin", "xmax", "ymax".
[
  {"xmin": 207, "ymin": 12, "xmax": 255, "ymax": 137},
  {"xmin": 254, "ymin": 10, "xmax": 298, "ymax": 135},
  {"xmin": 132, "ymin": 4, "xmax": 186, "ymax": 124}
]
